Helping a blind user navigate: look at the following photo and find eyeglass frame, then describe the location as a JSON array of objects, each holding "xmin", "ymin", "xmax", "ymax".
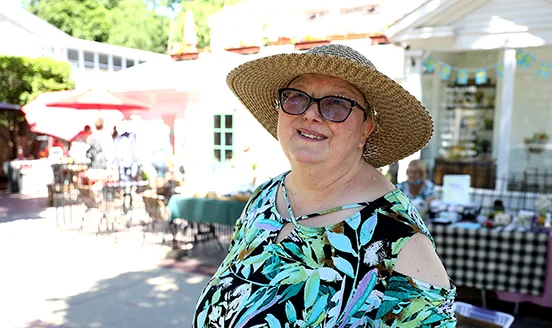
[{"xmin": 276, "ymin": 87, "xmax": 371, "ymax": 123}]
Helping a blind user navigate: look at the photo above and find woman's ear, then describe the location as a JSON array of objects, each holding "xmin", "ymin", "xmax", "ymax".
[{"xmin": 359, "ymin": 119, "xmax": 375, "ymax": 149}]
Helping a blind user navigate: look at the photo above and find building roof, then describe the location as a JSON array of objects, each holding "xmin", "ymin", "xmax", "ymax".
[
  {"xmin": 0, "ymin": 3, "xmax": 167, "ymax": 59},
  {"xmin": 384, "ymin": 0, "xmax": 552, "ymax": 50},
  {"xmin": 0, "ymin": 3, "xmax": 72, "ymax": 42}
]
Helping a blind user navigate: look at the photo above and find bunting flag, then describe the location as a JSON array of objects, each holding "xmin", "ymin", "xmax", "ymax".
[
  {"xmin": 516, "ymin": 49, "xmax": 525, "ymax": 66},
  {"xmin": 496, "ymin": 63, "xmax": 504, "ymax": 78},
  {"xmin": 520, "ymin": 53, "xmax": 536, "ymax": 69},
  {"xmin": 457, "ymin": 69, "xmax": 469, "ymax": 85},
  {"xmin": 475, "ymin": 68, "xmax": 488, "ymax": 84},
  {"xmin": 423, "ymin": 56, "xmax": 436, "ymax": 73},
  {"xmin": 537, "ymin": 62, "xmax": 550, "ymax": 79},
  {"xmin": 440, "ymin": 64, "xmax": 452, "ymax": 80},
  {"xmin": 426, "ymin": 49, "xmax": 549, "ymax": 83}
]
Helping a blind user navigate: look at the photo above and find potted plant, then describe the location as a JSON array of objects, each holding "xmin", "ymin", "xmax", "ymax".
[{"xmin": 524, "ymin": 132, "xmax": 550, "ymax": 154}]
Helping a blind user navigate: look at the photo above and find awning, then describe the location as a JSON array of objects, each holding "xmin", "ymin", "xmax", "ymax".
[{"xmin": 22, "ymin": 90, "xmax": 124, "ymax": 141}]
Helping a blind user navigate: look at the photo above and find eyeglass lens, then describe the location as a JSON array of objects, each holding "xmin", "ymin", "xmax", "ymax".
[{"xmin": 280, "ymin": 89, "xmax": 353, "ymax": 122}]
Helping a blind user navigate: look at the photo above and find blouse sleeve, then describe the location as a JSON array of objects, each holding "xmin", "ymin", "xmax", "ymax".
[{"xmin": 376, "ymin": 271, "xmax": 457, "ymax": 327}]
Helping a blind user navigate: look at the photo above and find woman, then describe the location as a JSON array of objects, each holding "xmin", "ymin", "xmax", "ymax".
[
  {"xmin": 397, "ymin": 159, "xmax": 436, "ymax": 205},
  {"xmin": 86, "ymin": 118, "xmax": 114, "ymax": 170},
  {"xmin": 193, "ymin": 44, "xmax": 456, "ymax": 327}
]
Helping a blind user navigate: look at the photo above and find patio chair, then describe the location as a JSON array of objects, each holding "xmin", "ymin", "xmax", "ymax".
[
  {"xmin": 142, "ymin": 191, "xmax": 174, "ymax": 246},
  {"xmin": 77, "ymin": 185, "xmax": 106, "ymax": 231}
]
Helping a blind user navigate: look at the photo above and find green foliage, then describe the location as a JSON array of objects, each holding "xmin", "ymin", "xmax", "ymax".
[
  {"xmin": 24, "ymin": 0, "xmax": 242, "ymax": 52},
  {"xmin": 24, "ymin": 0, "xmax": 170, "ymax": 53},
  {"xmin": 24, "ymin": 0, "xmax": 112, "ymax": 43},
  {"xmin": 0, "ymin": 56, "xmax": 75, "ymax": 106},
  {"xmin": 0, "ymin": 56, "xmax": 74, "ymax": 155},
  {"xmin": 107, "ymin": 0, "xmax": 170, "ymax": 54},
  {"xmin": 176, "ymin": 0, "xmax": 242, "ymax": 50}
]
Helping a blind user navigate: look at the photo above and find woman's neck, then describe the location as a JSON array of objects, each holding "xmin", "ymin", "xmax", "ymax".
[{"xmin": 285, "ymin": 157, "xmax": 377, "ymax": 208}]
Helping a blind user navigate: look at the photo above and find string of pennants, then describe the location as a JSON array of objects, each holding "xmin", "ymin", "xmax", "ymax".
[{"xmin": 423, "ymin": 49, "xmax": 551, "ymax": 85}]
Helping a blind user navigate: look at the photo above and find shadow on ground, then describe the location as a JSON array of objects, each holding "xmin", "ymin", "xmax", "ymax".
[
  {"xmin": 23, "ymin": 267, "xmax": 209, "ymax": 328},
  {"xmin": 0, "ymin": 192, "xmax": 50, "ymax": 223}
]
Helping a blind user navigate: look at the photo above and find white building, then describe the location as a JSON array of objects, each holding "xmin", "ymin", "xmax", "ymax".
[
  {"xmin": 0, "ymin": 3, "xmax": 168, "ymax": 89},
  {"xmin": 385, "ymin": 0, "xmax": 552, "ymax": 192}
]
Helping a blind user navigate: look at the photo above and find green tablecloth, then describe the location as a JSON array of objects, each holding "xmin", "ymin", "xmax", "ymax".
[{"xmin": 167, "ymin": 195, "xmax": 246, "ymax": 226}]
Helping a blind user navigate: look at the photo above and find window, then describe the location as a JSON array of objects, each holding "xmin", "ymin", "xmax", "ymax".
[
  {"xmin": 83, "ymin": 51, "xmax": 95, "ymax": 68},
  {"xmin": 213, "ymin": 114, "xmax": 233, "ymax": 162},
  {"xmin": 99, "ymin": 53, "xmax": 109, "ymax": 70},
  {"xmin": 67, "ymin": 49, "xmax": 79, "ymax": 61}
]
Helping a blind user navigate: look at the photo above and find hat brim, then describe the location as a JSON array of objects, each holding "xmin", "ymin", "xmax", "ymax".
[{"xmin": 226, "ymin": 52, "xmax": 433, "ymax": 168}]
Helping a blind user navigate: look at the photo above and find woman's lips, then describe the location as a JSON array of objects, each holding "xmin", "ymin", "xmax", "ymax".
[{"xmin": 297, "ymin": 129, "xmax": 327, "ymax": 141}]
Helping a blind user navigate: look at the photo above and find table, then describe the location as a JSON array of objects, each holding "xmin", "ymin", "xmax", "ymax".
[
  {"xmin": 496, "ymin": 232, "xmax": 552, "ymax": 307},
  {"xmin": 168, "ymin": 195, "xmax": 246, "ymax": 226},
  {"xmin": 428, "ymin": 222, "xmax": 549, "ymax": 296}
]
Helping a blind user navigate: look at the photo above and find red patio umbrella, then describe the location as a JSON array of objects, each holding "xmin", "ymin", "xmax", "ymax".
[
  {"xmin": 22, "ymin": 90, "xmax": 124, "ymax": 142},
  {"xmin": 45, "ymin": 89, "xmax": 149, "ymax": 111}
]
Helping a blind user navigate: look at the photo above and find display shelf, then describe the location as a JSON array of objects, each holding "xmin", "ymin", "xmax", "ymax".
[{"xmin": 439, "ymin": 82, "xmax": 496, "ymax": 158}]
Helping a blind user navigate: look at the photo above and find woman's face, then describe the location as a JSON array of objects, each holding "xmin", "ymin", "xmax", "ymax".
[
  {"xmin": 277, "ymin": 73, "xmax": 373, "ymax": 166},
  {"xmin": 406, "ymin": 165, "xmax": 422, "ymax": 183}
]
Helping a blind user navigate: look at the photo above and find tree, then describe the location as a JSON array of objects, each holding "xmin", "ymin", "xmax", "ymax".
[
  {"xmin": 24, "ymin": 0, "xmax": 170, "ymax": 53},
  {"xmin": 24, "ymin": 0, "xmax": 112, "ymax": 43},
  {"xmin": 176, "ymin": 0, "xmax": 242, "ymax": 50},
  {"xmin": 23, "ymin": 0, "xmax": 243, "ymax": 52},
  {"xmin": 0, "ymin": 56, "xmax": 75, "ymax": 160},
  {"xmin": 107, "ymin": 0, "xmax": 170, "ymax": 54},
  {"xmin": 0, "ymin": 57, "xmax": 74, "ymax": 106}
]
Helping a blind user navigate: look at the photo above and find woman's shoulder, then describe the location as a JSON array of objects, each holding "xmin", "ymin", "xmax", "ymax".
[
  {"xmin": 375, "ymin": 189, "xmax": 430, "ymax": 231},
  {"xmin": 243, "ymin": 172, "xmax": 287, "ymax": 214}
]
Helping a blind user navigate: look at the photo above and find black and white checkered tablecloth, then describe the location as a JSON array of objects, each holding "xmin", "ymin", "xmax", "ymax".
[{"xmin": 428, "ymin": 224, "xmax": 550, "ymax": 296}]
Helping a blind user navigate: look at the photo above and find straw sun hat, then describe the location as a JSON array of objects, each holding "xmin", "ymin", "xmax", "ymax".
[{"xmin": 226, "ymin": 44, "xmax": 433, "ymax": 168}]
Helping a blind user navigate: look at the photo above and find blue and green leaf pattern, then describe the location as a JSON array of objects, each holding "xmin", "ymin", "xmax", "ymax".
[{"xmin": 193, "ymin": 172, "xmax": 456, "ymax": 327}]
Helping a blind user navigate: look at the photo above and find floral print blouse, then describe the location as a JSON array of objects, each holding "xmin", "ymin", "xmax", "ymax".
[{"xmin": 193, "ymin": 172, "xmax": 456, "ymax": 327}]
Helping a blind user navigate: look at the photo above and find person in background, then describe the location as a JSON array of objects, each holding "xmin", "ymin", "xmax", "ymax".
[
  {"xmin": 112, "ymin": 126, "xmax": 118, "ymax": 140},
  {"xmin": 73, "ymin": 125, "xmax": 91, "ymax": 143},
  {"xmin": 69, "ymin": 125, "xmax": 92, "ymax": 162},
  {"xmin": 48, "ymin": 138, "xmax": 66, "ymax": 160},
  {"xmin": 192, "ymin": 44, "xmax": 455, "ymax": 327},
  {"xmin": 86, "ymin": 118, "xmax": 114, "ymax": 170},
  {"xmin": 113, "ymin": 121, "xmax": 139, "ymax": 181},
  {"xmin": 397, "ymin": 159, "xmax": 436, "ymax": 206}
]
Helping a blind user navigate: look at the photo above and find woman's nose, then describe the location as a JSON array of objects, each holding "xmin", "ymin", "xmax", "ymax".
[{"xmin": 302, "ymin": 101, "xmax": 323, "ymax": 122}]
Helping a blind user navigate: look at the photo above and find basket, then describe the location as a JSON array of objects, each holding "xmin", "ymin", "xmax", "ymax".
[{"xmin": 455, "ymin": 302, "xmax": 515, "ymax": 328}]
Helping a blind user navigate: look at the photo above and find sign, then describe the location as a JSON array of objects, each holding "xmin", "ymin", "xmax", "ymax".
[{"xmin": 442, "ymin": 174, "xmax": 471, "ymax": 205}]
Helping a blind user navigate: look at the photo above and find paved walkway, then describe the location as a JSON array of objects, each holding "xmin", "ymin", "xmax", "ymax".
[
  {"xmin": 0, "ymin": 191, "xmax": 217, "ymax": 328},
  {"xmin": 2, "ymin": 191, "xmax": 552, "ymax": 328}
]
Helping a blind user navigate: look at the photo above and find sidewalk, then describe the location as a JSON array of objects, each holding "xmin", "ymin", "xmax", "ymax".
[
  {"xmin": 0, "ymin": 190, "xmax": 52, "ymax": 223},
  {"xmin": 0, "ymin": 191, "xmax": 220, "ymax": 328},
  {"xmin": 3, "ymin": 192, "xmax": 552, "ymax": 327}
]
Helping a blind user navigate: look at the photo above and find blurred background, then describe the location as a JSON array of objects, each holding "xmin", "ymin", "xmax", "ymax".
[{"xmin": 1, "ymin": 0, "xmax": 552, "ymax": 327}]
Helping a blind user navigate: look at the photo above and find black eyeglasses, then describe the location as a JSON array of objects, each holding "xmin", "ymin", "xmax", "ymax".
[{"xmin": 277, "ymin": 88, "xmax": 368, "ymax": 123}]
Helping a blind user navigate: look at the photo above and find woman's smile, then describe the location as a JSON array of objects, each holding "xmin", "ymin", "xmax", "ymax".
[{"xmin": 296, "ymin": 128, "xmax": 328, "ymax": 141}]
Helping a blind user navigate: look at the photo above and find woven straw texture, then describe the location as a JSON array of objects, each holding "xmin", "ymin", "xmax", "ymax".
[{"xmin": 226, "ymin": 44, "xmax": 433, "ymax": 168}]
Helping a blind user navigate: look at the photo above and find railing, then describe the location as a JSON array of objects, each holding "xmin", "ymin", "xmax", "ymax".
[{"xmin": 427, "ymin": 160, "xmax": 552, "ymax": 213}]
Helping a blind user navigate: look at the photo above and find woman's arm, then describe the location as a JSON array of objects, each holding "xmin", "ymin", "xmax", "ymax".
[{"xmin": 393, "ymin": 233, "xmax": 450, "ymax": 288}]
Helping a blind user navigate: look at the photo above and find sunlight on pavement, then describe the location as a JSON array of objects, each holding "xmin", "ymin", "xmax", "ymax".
[{"xmin": 186, "ymin": 275, "xmax": 208, "ymax": 285}]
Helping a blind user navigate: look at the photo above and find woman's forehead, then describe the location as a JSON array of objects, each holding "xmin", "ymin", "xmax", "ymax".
[{"xmin": 289, "ymin": 74, "xmax": 362, "ymax": 96}]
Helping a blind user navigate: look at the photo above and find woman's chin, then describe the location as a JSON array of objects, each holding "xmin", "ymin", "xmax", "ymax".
[{"xmin": 288, "ymin": 151, "xmax": 327, "ymax": 165}]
